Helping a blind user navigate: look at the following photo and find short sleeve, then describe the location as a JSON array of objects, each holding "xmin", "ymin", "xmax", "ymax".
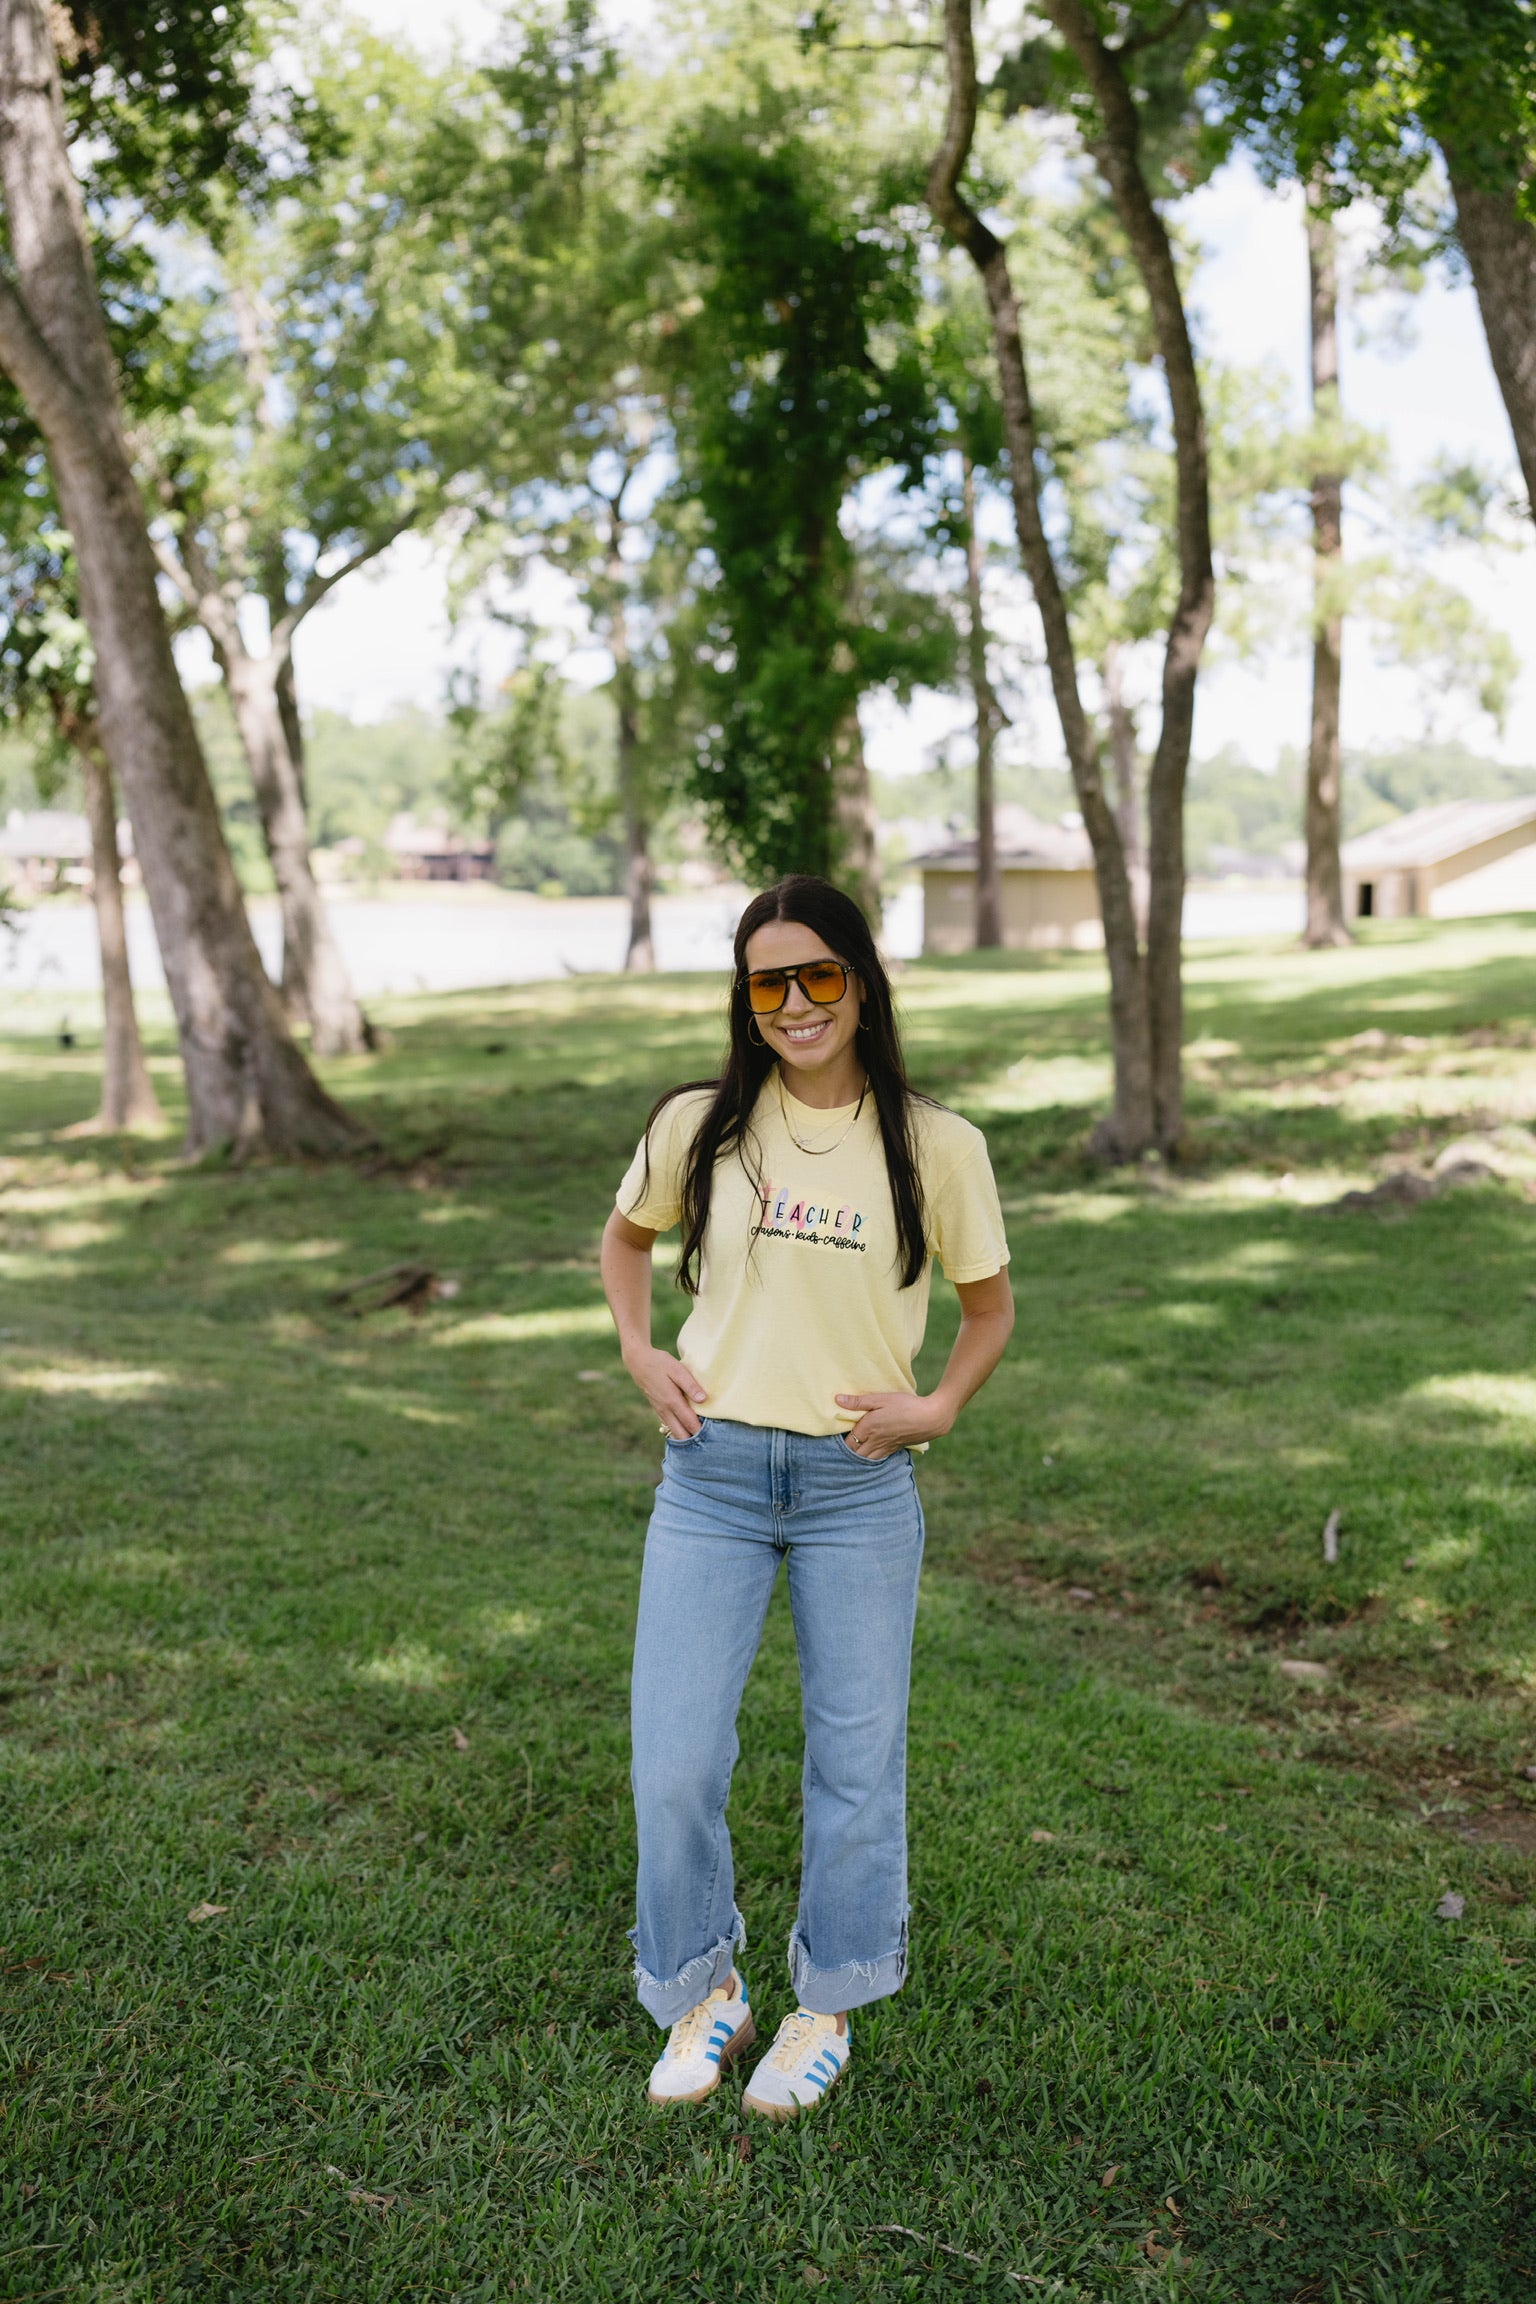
[
  {"xmin": 929, "ymin": 1140, "xmax": 1010, "ymax": 1283},
  {"xmin": 615, "ymin": 1095, "xmax": 697, "ymax": 1233}
]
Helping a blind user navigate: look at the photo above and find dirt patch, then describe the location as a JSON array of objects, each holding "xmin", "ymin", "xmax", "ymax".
[{"xmin": 1450, "ymin": 1807, "xmax": 1536, "ymax": 1857}]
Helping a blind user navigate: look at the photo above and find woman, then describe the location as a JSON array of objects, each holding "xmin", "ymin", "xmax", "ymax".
[{"xmin": 601, "ymin": 875, "xmax": 1013, "ymax": 2117}]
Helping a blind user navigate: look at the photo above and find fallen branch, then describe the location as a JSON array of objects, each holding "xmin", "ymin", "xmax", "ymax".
[
  {"xmin": 868, "ymin": 2224, "xmax": 1052, "ymax": 2288},
  {"xmin": 327, "ymin": 1263, "xmax": 459, "ymax": 1316}
]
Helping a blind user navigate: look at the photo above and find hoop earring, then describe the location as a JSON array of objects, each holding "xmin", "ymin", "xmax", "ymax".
[
  {"xmin": 856, "ymin": 1014, "xmax": 870, "ymax": 1033},
  {"xmin": 748, "ymin": 1017, "xmax": 768, "ymax": 1047}
]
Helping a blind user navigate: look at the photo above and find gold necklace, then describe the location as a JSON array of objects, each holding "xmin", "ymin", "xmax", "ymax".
[{"xmin": 777, "ymin": 1070, "xmax": 868, "ymax": 1157}]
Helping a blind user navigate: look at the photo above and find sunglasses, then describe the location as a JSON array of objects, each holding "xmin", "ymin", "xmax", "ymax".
[{"xmin": 742, "ymin": 960, "xmax": 852, "ymax": 1016}]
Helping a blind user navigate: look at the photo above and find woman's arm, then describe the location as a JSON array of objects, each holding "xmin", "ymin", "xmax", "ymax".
[
  {"xmin": 835, "ymin": 1268, "xmax": 1015, "ymax": 1460},
  {"xmin": 601, "ymin": 1208, "xmax": 709, "ymax": 1440}
]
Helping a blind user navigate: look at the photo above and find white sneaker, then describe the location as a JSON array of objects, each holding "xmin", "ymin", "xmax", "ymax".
[
  {"xmin": 645, "ymin": 1972, "xmax": 756, "ymax": 2106},
  {"xmin": 742, "ymin": 2007, "xmax": 850, "ymax": 2120}
]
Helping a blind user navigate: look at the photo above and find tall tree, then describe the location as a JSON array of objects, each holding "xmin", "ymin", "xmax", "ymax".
[
  {"xmin": 0, "ymin": 508, "xmax": 161, "ymax": 1131},
  {"xmin": 1033, "ymin": 0, "xmax": 1215, "ymax": 1153},
  {"xmin": 662, "ymin": 108, "xmax": 949, "ymax": 913},
  {"xmin": 140, "ymin": 27, "xmax": 483, "ymax": 1054},
  {"xmin": 928, "ymin": 0, "xmax": 1153, "ymax": 1155},
  {"xmin": 1213, "ymin": 0, "xmax": 1536, "ymax": 531},
  {"xmin": 961, "ymin": 451, "xmax": 1005, "ymax": 948},
  {"xmin": 1304, "ymin": 174, "xmax": 1349, "ymax": 947},
  {"xmin": 0, "ymin": 0, "xmax": 359, "ymax": 1154}
]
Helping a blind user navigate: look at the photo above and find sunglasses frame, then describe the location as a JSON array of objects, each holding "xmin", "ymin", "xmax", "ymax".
[{"xmin": 740, "ymin": 959, "xmax": 853, "ymax": 1015}]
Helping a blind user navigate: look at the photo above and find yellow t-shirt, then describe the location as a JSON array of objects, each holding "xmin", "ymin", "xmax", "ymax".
[{"xmin": 616, "ymin": 1075, "xmax": 1010, "ymax": 1437}]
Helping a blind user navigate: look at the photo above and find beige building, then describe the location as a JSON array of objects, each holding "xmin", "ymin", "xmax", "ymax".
[
  {"xmin": 384, "ymin": 813, "xmax": 495, "ymax": 883},
  {"xmin": 1341, "ymin": 795, "xmax": 1536, "ymax": 922},
  {"xmin": 912, "ymin": 810, "xmax": 1101, "ymax": 954}
]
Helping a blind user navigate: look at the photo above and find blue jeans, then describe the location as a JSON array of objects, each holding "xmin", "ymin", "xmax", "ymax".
[{"xmin": 628, "ymin": 1416, "xmax": 926, "ymax": 2026}]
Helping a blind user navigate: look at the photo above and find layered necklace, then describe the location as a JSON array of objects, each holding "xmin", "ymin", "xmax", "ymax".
[{"xmin": 777, "ymin": 1069, "xmax": 869, "ymax": 1157}]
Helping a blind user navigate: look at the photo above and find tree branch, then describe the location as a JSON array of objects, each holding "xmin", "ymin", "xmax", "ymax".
[
  {"xmin": 1114, "ymin": 0, "xmax": 1201, "ymax": 58},
  {"xmin": 150, "ymin": 533, "xmax": 199, "ymax": 612},
  {"xmin": 271, "ymin": 523, "xmax": 411, "ymax": 657}
]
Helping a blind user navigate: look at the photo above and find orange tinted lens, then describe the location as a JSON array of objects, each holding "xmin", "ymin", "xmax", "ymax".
[
  {"xmin": 801, "ymin": 963, "xmax": 846, "ymax": 1003},
  {"xmin": 747, "ymin": 972, "xmax": 788, "ymax": 1013}
]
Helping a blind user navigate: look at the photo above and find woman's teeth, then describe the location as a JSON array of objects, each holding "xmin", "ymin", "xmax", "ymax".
[{"xmin": 782, "ymin": 1019, "xmax": 829, "ymax": 1042}]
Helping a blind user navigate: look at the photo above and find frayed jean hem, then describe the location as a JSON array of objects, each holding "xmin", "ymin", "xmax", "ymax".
[
  {"xmin": 629, "ymin": 1909, "xmax": 746, "ymax": 2028},
  {"xmin": 787, "ymin": 1916, "xmax": 908, "ymax": 2017}
]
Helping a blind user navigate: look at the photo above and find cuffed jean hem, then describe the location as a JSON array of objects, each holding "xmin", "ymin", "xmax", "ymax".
[
  {"xmin": 629, "ymin": 1908, "xmax": 746, "ymax": 2028},
  {"xmin": 787, "ymin": 1916, "xmax": 908, "ymax": 2017}
]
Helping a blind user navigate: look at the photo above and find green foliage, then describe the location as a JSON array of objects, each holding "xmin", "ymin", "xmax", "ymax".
[
  {"xmin": 661, "ymin": 107, "xmax": 947, "ymax": 885},
  {"xmin": 1208, "ymin": 1, "xmax": 1536, "ymax": 224},
  {"xmin": 54, "ymin": 0, "xmax": 327, "ymax": 227}
]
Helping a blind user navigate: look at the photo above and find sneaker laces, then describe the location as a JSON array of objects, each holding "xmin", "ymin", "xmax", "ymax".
[
  {"xmin": 766, "ymin": 2010, "xmax": 828, "ymax": 2071},
  {"xmin": 665, "ymin": 1981, "xmax": 734, "ymax": 2061}
]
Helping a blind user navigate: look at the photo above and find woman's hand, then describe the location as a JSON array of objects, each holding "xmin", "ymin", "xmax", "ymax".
[
  {"xmin": 833, "ymin": 1391, "xmax": 953, "ymax": 1461},
  {"xmin": 625, "ymin": 1343, "xmax": 708, "ymax": 1441}
]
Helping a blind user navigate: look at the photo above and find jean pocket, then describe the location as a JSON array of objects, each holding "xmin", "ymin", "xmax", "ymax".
[
  {"xmin": 836, "ymin": 1433, "xmax": 908, "ymax": 1465},
  {"xmin": 665, "ymin": 1418, "xmax": 710, "ymax": 1453}
]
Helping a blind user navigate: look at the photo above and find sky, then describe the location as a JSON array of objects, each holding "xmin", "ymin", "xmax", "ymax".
[{"xmin": 254, "ymin": 0, "xmax": 1536, "ymax": 781}]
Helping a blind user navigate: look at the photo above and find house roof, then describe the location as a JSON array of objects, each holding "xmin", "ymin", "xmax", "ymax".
[
  {"xmin": 910, "ymin": 806, "xmax": 1093, "ymax": 874},
  {"xmin": 0, "ymin": 808, "xmax": 91, "ymax": 861},
  {"xmin": 1342, "ymin": 794, "xmax": 1536, "ymax": 873},
  {"xmin": 384, "ymin": 812, "xmax": 492, "ymax": 858}
]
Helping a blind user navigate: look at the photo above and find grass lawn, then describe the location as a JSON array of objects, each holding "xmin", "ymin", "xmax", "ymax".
[{"xmin": 3, "ymin": 914, "xmax": 1536, "ymax": 2301}]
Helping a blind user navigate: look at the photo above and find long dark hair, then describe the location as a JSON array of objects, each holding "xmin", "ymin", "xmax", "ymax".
[{"xmin": 635, "ymin": 875, "xmax": 931, "ymax": 1294}]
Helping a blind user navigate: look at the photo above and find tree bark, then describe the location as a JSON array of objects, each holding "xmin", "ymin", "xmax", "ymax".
[
  {"xmin": 1102, "ymin": 638, "xmax": 1146, "ymax": 936},
  {"xmin": 1039, "ymin": 0, "xmax": 1215, "ymax": 1155},
  {"xmin": 1445, "ymin": 161, "xmax": 1536, "ymax": 530},
  {"xmin": 962, "ymin": 452, "xmax": 1004, "ymax": 948},
  {"xmin": 603, "ymin": 546, "xmax": 655, "ymax": 973},
  {"xmin": 72, "ymin": 717, "xmax": 163, "ymax": 1131},
  {"xmin": 929, "ymin": 0, "xmax": 1153, "ymax": 1157},
  {"xmin": 831, "ymin": 706, "xmax": 882, "ymax": 928},
  {"xmin": 0, "ymin": 0, "xmax": 361, "ymax": 1156},
  {"xmin": 1303, "ymin": 179, "xmax": 1349, "ymax": 948},
  {"xmin": 206, "ymin": 608, "xmax": 368, "ymax": 1054}
]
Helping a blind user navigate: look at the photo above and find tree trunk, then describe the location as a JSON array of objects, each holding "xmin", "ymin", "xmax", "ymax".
[
  {"xmin": 1445, "ymin": 160, "xmax": 1536, "ymax": 530},
  {"xmin": 216, "ymin": 634, "xmax": 368, "ymax": 1054},
  {"xmin": 962, "ymin": 452, "xmax": 1003, "ymax": 949},
  {"xmin": 1304, "ymin": 180, "xmax": 1350, "ymax": 948},
  {"xmin": 929, "ymin": 0, "xmax": 1153, "ymax": 1158},
  {"xmin": 75, "ymin": 720, "xmax": 162, "ymax": 1131},
  {"xmin": 0, "ymin": 0, "xmax": 361, "ymax": 1157},
  {"xmin": 1102, "ymin": 639, "xmax": 1146, "ymax": 937},
  {"xmin": 831, "ymin": 707, "xmax": 882, "ymax": 928},
  {"xmin": 1041, "ymin": 0, "xmax": 1217, "ymax": 1155},
  {"xmin": 606, "ymin": 574, "xmax": 655, "ymax": 973}
]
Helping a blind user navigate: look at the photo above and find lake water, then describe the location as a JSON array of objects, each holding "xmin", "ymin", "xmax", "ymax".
[{"xmin": 1, "ymin": 879, "xmax": 1303, "ymax": 1004}]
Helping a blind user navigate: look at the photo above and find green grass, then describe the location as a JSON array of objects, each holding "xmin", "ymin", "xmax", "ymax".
[{"xmin": 3, "ymin": 916, "xmax": 1536, "ymax": 2301}]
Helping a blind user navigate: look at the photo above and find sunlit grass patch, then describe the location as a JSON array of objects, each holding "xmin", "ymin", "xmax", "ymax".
[
  {"xmin": 432, "ymin": 1304, "xmax": 614, "ymax": 1345},
  {"xmin": 1410, "ymin": 1371, "xmax": 1536, "ymax": 1430},
  {"xmin": 351, "ymin": 1642, "xmax": 457, "ymax": 1690},
  {"xmin": 340, "ymin": 1383, "xmax": 468, "ymax": 1426},
  {"xmin": 220, "ymin": 1236, "xmax": 347, "ymax": 1266},
  {"xmin": 5, "ymin": 1363, "xmax": 177, "ymax": 1397}
]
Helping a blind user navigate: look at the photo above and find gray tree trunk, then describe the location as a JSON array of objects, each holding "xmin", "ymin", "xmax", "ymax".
[
  {"xmin": 0, "ymin": 0, "xmax": 361, "ymax": 1156},
  {"xmin": 832, "ymin": 707, "xmax": 882, "ymax": 929},
  {"xmin": 1102, "ymin": 639, "xmax": 1146, "ymax": 937},
  {"xmin": 604, "ymin": 560, "xmax": 655, "ymax": 973},
  {"xmin": 1446, "ymin": 161, "xmax": 1536, "ymax": 530},
  {"xmin": 1042, "ymin": 0, "xmax": 1216, "ymax": 1157},
  {"xmin": 216, "ymin": 630, "xmax": 368, "ymax": 1054},
  {"xmin": 1304, "ymin": 180, "xmax": 1350, "ymax": 948},
  {"xmin": 75, "ymin": 720, "xmax": 162, "ymax": 1131},
  {"xmin": 930, "ymin": 0, "xmax": 1153, "ymax": 1158},
  {"xmin": 962, "ymin": 453, "xmax": 1004, "ymax": 949}
]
